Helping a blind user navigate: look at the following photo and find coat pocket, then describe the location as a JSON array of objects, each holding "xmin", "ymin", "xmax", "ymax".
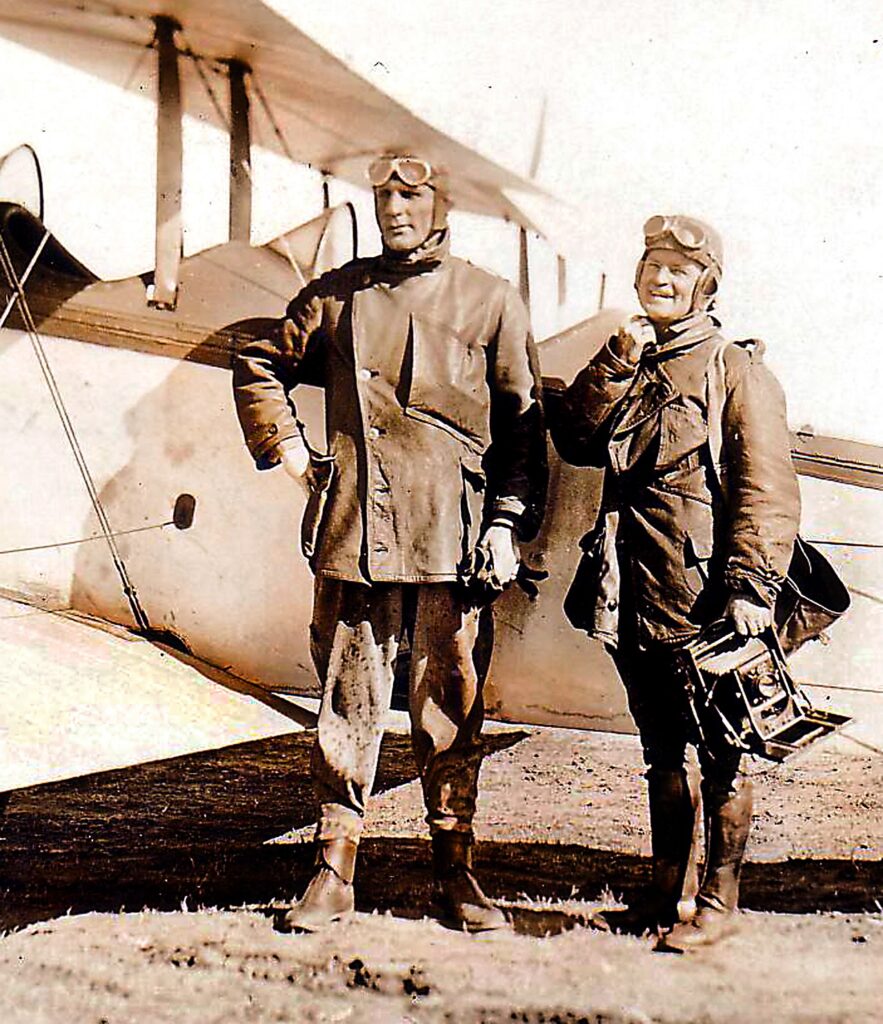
[
  {"xmin": 563, "ymin": 510, "xmax": 620, "ymax": 640},
  {"xmin": 683, "ymin": 521, "xmax": 716, "ymax": 597},
  {"xmin": 405, "ymin": 313, "xmax": 488, "ymax": 450},
  {"xmin": 456, "ymin": 452, "xmax": 487, "ymax": 580},
  {"xmin": 300, "ymin": 452, "xmax": 336, "ymax": 563},
  {"xmin": 657, "ymin": 400, "xmax": 708, "ymax": 471}
]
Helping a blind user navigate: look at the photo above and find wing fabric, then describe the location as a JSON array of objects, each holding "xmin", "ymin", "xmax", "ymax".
[{"xmin": 0, "ymin": 0, "xmax": 551, "ymax": 229}]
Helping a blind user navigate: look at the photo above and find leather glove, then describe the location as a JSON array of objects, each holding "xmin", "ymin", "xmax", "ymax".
[{"xmin": 608, "ymin": 315, "xmax": 656, "ymax": 366}]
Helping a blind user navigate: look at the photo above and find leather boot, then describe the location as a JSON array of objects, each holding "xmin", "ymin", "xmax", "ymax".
[
  {"xmin": 279, "ymin": 837, "xmax": 357, "ymax": 933},
  {"xmin": 656, "ymin": 778, "xmax": 753, "ymax": 953},
  {"xmin": 597, "ymin": 767, "xmax": 700, "ymax": 935},
  {"xmin": 432, "ymin": 831, "xmax": 508, "ymax": 932}
]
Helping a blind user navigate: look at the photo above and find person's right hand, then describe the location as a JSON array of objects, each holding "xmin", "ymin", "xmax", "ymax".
[
  {"xmin": 609, "ymin": 315, "xmax": 655, "ymax": 366},
  {"xmin": 725, "ymin": 594, "xmax": 773, "ymax": 637},
  {"xmin": 280, "ymin": 438, "xmax": 317, "ymax": 495}
]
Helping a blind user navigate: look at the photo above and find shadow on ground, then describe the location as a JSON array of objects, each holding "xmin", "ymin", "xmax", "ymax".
[{"xmin": 1, "ymin": 727, "xmax": 880, "ymax": 934}]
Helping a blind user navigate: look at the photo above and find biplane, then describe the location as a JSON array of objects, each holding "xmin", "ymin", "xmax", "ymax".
[{"xmin": 0, "ymin": 0, "xmax": 880, "ymax": 799}]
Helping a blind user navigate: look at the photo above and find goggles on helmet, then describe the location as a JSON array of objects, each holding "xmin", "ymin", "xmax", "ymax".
[
  {"xmin": 367, "ymin": 156, "xmax": 435, "ymax": 189},
  {"xmin": 644, "ymin": 215, "xmax": 710, "ymax": 253},
  {"xmin": 635, "ymin": 213, "xmax": 724, "ymax": 311}
]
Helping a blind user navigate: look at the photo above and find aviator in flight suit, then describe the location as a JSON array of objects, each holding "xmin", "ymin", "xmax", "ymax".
[
  {"xmin": 552, "ymin": 311, "xmax": 800, "ymax": 781},
  {"xmin": 234, "ymin": 243, "xmax": 547, "ymax": 841}
]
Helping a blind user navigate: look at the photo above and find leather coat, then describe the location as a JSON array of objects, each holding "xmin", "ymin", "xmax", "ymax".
[
  {"xmin": 233, "ymin": 250, "xmax": 547, "ymax": 584},
  {"xmin": 552, "ymin": 313, "xmax": 800, "ymax": 647}
]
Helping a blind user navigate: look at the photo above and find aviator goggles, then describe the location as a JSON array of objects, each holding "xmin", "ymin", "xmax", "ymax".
[
  {"xmin": 367, "ymin": 155, "xmax": 435, "ymax": 188},
  {"xmin": 643, "ymin": 215, "xmax": 710, "ymax": 252}
]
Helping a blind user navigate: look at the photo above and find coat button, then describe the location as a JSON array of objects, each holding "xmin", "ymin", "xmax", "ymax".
[
  {"xmin": 267, "ymin": 423, "xmax": 278, "ymax": 435},
  {"xmin": 607, "ymin": 599, "xmax": 618, "ymax": 611},
  {"xmin": 367, "ymin": 426, "xmax": 381, "ymax": 440},
  {"xmin": 358, "ymin": 367, "xmax": 373, "ymax": 381}
]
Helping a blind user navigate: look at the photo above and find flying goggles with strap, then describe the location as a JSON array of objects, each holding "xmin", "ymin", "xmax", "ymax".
[
  {"xmin": 642, "ymin": 214, "xmax": 722, "ymax": 273},
  {"xmin": 367, "ymin": 155, "xmax": 436, "ymax": 189}
]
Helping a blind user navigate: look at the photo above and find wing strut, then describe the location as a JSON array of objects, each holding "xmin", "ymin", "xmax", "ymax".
[
  {"xmin": 150, "ymin": 15, "xmax": 183, "ymax": 310},
  {"xmin": 228, "ymin": 59, "xmax": 252, "ymax": 243},
  {"xmin": 518, "ymin": 98, "xmax": 547, "ymax": 313},
  {"xmin": 518, "ymin": 228, "xmax": 531, "ymax": 311}
]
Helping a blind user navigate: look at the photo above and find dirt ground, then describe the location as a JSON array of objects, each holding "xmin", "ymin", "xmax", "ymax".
[{"xmin": 1, "ymin": 720, "xmax": 881, "ymax": 1023}]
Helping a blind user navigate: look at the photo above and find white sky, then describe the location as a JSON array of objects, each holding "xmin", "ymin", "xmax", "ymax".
[{"xmin": 0, "ymin": 0, "xmax": 881, "ymax": 442}]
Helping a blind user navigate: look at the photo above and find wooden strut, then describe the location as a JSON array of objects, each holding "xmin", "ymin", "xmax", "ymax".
[
  {"xmin": 227, "ymin": 59, "xmax": 252, "ymax": 243},
  {"xmin": 151, "ymin": 15, "xmax": 183, "ymax": 310}
]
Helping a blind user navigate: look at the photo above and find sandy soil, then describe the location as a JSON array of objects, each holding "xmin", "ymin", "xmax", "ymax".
[{"xmin": 1, "ymin": 722, "xmax": 881, "ymax": 1022}]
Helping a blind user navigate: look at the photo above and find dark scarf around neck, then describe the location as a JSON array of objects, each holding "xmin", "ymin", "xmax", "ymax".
[
  {"xmin": 378, "ymin": 228, "xmax": 450, "ymax": 279},
  {"xmin": 649, "ymin": 310, "xmax": 721, "ymax": 357}
]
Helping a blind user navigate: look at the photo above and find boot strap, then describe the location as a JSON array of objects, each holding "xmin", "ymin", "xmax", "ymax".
[
  {"xmin": 432, "ymin": 830, "xmax": 474, "ymax": 876},
  {"xmin": 317, "ymin": 838, "xmax": 358, "ymax": 885}
]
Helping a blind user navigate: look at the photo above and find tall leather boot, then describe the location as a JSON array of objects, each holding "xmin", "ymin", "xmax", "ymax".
[
  {"xmin": 656, "ymin": 777, "xmax": 753, "ymax": 953},
  {"xmin": 432, "ymin": 831, "xmax": 508, "ymax": 932},
  {"xmin": 278, "ymin": 837, "xmax": 357, "ymax": 933},
  {"xmin": 597, "ymin": 767, "xmax": 700, "ymax": 935}
]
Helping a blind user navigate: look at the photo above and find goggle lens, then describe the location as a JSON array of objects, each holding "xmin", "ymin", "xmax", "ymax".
[
  {"xmin": 643, "ymin": 215, "xmax": 668, "ymax": 238},
  {"xmin": 368, "ymin": 157, "xmax": 434, "ymax": 188},
  {"xmin": 643, "ymin": 215, "xmax": 707, "ymax": 250}
]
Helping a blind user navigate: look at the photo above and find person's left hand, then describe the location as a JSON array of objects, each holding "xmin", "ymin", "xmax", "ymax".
[
  {"xmin": 725, "ymin": 594, "xmax": 773, "ymax": 636},
  {"xmin": 474, "ymin": 525, "xmax": 520, "ymax": 592}
]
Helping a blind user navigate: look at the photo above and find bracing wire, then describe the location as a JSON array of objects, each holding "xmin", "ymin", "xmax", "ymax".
[
  {"xmin": 250, "ymin": 72, "xmax": 298, "ymax": 164},
  {"xmin": 808, "ymin": 539, "xmax": 883, "ymax": 550},
  {"xmin": 0, "ymin": 522, "xmax": 177, "ymax": 557},
  {"xmin": 251, "ymin": 70, "xmax": 334, "ymax": 213},
  {"xmin": 121, "ymin": 43, "xmax": 152, "ymax": 94},
  {"xmin": 0, "ymin": 228, "xmax": 50, "ymax": 330},
  {"xmin": 183, "ymin": 46, "xmax": 230, "ymax": 133},
  {"xmin": 0, "ymin": 233, "xmax": 152, "ymax": 632}
]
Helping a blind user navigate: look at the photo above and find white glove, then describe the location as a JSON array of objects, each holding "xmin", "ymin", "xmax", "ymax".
[
  {"xmin": 474, "ymin": 524, "xmax": 520, "ymax": 591},
  {"xmin": 725, "ymin": 594, "xmax": 773, "ymax": 637},
  {"xmin": 279, "ymin": 436, "xmax": 317, "ymax": 495}
]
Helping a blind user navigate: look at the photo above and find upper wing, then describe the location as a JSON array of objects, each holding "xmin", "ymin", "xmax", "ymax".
[{"xmin": 0, "ymin": 0, "xmax": 549, "ymax": 231}]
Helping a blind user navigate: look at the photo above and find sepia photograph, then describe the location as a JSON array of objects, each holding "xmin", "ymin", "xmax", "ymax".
[{"xmin": 0, "ymin": 1, "xmax": 880, "ymax": 1020}]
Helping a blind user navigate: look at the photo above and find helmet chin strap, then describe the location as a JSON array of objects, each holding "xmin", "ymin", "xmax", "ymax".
[
  {"xmin": 690, "ymin": 275, "xmax": 715, "ymax": 313},
  {"xmin": 432, "ymin": 188, "xmax": 450, "ymax": 232},
  {"xmin": 373, "ymin": 172, "xmax": 450, "ymax": 247},
  {"xmin": 634, "ymin": 255, "xmax": 719, "ymax": 316}
]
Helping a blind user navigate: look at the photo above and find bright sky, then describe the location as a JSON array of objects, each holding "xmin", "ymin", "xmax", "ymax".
[{"xmin": 0, "ymin": 1, "xmax": 881, "ymax": 441}]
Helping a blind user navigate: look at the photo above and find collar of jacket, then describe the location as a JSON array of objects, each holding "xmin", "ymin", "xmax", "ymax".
[
  {"xmin": 610, "ymin": 313, "xmax": 719, "ymax": 438},
  {"xmin": 377, "ymin": 228, "xmax": 450, "ymax": 280},
  {"xmin": 643, "ymin": 311, "xmax": 721, "ymax": 362}
]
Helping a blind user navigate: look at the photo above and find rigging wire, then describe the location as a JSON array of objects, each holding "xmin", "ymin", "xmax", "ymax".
[
  {"xmin": 841, "ymin": 734, "xmax": 883, "ymax": 758},
  {"xmin": 0, "ymin": 522, "xmax": 178, "ymax": 557},
  {"xmin": 121, "ymin": 42, "xmax": 152, "ymax": 94},
  {"xmin": 808, "ymin": 539, "xmax": 883, "ymax": 550},
  {"xmin": 0, "ymin": 234, "xmax": 151, "ymax": 632},
  {"xmin": 251, "ymin": 70, "xmax": 343, "ymax": 222},
  {"xmin": 0, "ymin": 228, "xmax": 50, "ymax": 331},
  {"xmin": 183, "ymin": 45, "xmax": 230, "ymax": 134},
  {"xmin": 250, "ymin": 72, "xmax": 298, "ymax": 164}
]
